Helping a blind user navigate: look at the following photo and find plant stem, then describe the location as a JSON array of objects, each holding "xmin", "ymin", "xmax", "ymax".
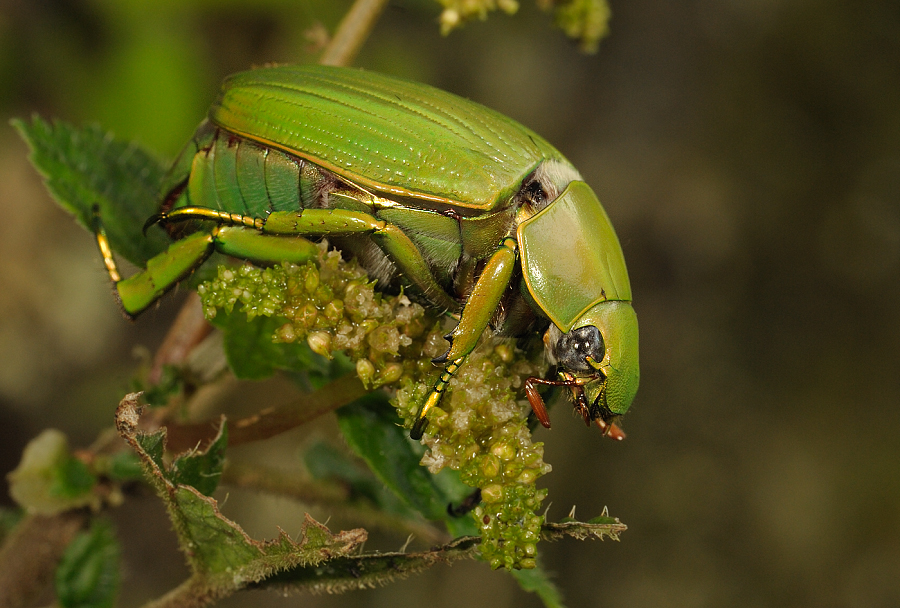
[
  {"xmin": 142, "ymin": 577, "xmax": 218, "ymax": 608},
  {"xmin": 150, "ymin": 294, "xmax": 211, "ymax": 385},
  {"xmin": 319, "ymin": 0, "xmax": 390, "ymax": 67},
  {"xmin": 163, "ymin": 373, "xmax": 369, "ymax": 452}
]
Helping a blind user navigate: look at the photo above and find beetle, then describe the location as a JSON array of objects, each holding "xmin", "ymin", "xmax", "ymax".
[{"xmin": 94, "ymin": 64, "xmax": 639, "ymax": 440}]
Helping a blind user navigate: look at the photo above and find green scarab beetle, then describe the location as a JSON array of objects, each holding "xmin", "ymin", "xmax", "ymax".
[{"xmin": 95, "ymin": 64, "xmax": 639, "ymax": 440}]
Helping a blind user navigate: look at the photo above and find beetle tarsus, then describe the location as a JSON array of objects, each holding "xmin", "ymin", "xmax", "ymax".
[
  {"xmin": 430, "ymin": 334, "xmax": 453, "ymax": 364},
  {"xmin": 410, "ymin": 416, "xmax": 428, "ymax": 440},
  {"xmin": 142, "ymin": 214, "xmax": 164, "ymax": 235}
]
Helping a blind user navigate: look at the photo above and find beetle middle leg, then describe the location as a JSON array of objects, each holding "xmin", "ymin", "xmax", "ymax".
[
  {"xmin": 95, "ymin": 206, "xmax": 218, "ymax": 317},
  {"xmin": 151, "ymin": 205, "xmax": 460, "ymax": 311}
]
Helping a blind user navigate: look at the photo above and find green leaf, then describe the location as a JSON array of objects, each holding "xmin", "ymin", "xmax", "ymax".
[
  {"xmin": 7, "ymin": 429, "xmax": 98, "ymax": 515},
  {"xmin": 115, "ymin": 394, "xmax": 367, "ymax": 593},
  {"xmin": 336, "ymin": 393, "xmax": 476, "ymax": 536},
  {"xmin": 211, "ymin": 311, "xmax": 342, "ymax": 382},
  {"xmin": 0, "ymin": 508, "xmax": 23, "ymax": 545},
  {"xmin": 303, "ymin": 441, "xmax": 423, "ymax": 521},
  {"xmin": 133, "ymin": 418, "xmax": 227, "ymax": 496},
  {"xmin": 52, "ymin": 457, "xmax": 97, "ymax": 501},
  {"xmin": 167, "ymin": 422, "xmax": 228, "ymax": 496},
  {"xmin": 11, "ymin": 116, "xmax": 170, "ymax": 267},
  {"xmin": 55, "ymin": 519, "xmax": 120, "ymax": 608},
  {"xmin": 512, "ymin": 566, "xmax": 566, "ymax": 608},
  {"xmin": 104, "ymin": 451, "xmax": 145, "ymax": 483},
  {"xmin": 137, "ymin": 364, "xmax": 186, "ymax": 408}
]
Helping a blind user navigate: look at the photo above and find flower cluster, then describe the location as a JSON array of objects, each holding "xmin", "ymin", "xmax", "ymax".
[
  {"xmin": 437, "ymin": 0, "xmax": 611, "ymax": 54},
  {"xmin": 197, "ymin": 244, "xmax": 431, "ymax": 390},
  {"xmin": 394, "ymin": 342, "xmax": 550, "ymax": 569},
  {"xmin": 197, "ymin": 244, "xmax": 552, "ymax": 569}
]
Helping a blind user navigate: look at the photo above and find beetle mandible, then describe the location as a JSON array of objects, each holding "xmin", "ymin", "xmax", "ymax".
[{"xmin": 95, "ymin": 64, "xmax": 639, "ymax": 440}]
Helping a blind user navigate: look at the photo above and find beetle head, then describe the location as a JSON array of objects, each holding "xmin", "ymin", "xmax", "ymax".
[{"xmin": 547, "ymin": 300, "xmax": 639, "ymax": 426}]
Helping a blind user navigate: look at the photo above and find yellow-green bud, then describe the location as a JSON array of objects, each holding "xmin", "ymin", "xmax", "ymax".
[
  {"xmin": 275, "ymin": 323, "xmax": 296, "ymax": 342},
  {"xmin": 377, "ymin": 363, "xmax": 403, "ymax": 386},
  {"xmin": 304, "ymin": 266, "xmax": 319, "ymax": 292},
  {"xmin": 324, "ymin": 300, "xmax": 344, "ymax": 323},
  {"xmin": 481, "ymin": 484, "xmax": 504, "ymax": 504},
  {"xmin": 307, "ymin": 331, "xmax": 332, "ymax": 359},
  {"xmin": 356, "ymin": 359, "xmax": 375, "ymax": 388},
  {"xmin": 491, "ymin": 440, "xmax": 516, "ymax": 462},
  {"xmin": 481, "ymin": 454, "xmax": 501, "ymax": 478}
]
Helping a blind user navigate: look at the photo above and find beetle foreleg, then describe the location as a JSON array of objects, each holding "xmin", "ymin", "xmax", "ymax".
[
  {"xmin": 524, "ymin": 377, "xmax": 553, "ymax": 428},
  {"xmin": 523, "ymin": 375, "xmax": 586, "ymax": 429},
  {"xmin": 411, "ymin": 238, "xmax": 518, "ymax": 439},
  {"xmin": 434, "ymin": 237, "xmax": 518, "ymax": 363}
]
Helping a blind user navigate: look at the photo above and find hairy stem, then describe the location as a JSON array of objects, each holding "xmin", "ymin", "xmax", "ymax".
[{"xmin": 142, "ymin": 577, "xmax": 219, "ymax": 608}]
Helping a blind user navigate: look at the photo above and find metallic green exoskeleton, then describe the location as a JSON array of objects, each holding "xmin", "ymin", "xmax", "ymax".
[{"xmin": 96, "ymin": 65, "xmax": 639, "ymax": 440}]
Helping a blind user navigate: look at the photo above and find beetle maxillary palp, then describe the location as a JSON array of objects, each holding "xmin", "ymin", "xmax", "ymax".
[
  {"xmin": 523, "ymin": 374, "xmax": 586, "ymax": 429},
  {"xmin": 596, "ymin": 418, "xmax": 626, "ymax": 440},
  {"xmin": 524, "ymin": 367, "xmax": 624, "ymax": 440}
]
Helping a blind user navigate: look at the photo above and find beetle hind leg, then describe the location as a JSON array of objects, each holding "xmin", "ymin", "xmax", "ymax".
[
  {"xmin": 151, "ymin": 206, "xmax": 265, "ymax": 230},
  {"xmin": 93, "ymin": 205, "xmax": 122, "ymax": 284},
  {"xmin": 93, "ymin": 205, "xmax": 217, "ymax": 317}
]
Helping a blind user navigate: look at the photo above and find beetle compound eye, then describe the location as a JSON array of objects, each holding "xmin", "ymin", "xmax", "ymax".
[
  {"xmin": 523, "ymin": 181, "xmax": 547, "ymax": 206},
  {"xmin": 515, "ymin": 177, "xmax": 551, "ymax": 217},
  {"xmin": 554, "ymin": 325, "xmax": 604, "ymax": 373}
]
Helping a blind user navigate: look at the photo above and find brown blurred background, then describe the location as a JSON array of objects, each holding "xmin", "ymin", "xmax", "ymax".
[{"xmin": 1, "ymin": 1, "xmax": 898, "ymax": 606}]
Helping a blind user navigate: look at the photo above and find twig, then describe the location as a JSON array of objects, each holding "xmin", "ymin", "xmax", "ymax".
[
  {"xmin": 150, "ymin": 294, "xmax": 212, "ymax": 385},
  {"xmin": 163, "ymin": 373, "xmax": 369, "ymax": 452},
  {"xmin": 319, "ymin": 0, "xmax": 390, "ymax": 67}
]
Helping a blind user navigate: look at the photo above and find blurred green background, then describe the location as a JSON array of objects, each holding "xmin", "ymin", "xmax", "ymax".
[{"xmin": 1, "ymin": 0, "xmax": 899, "ymax": 606}]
